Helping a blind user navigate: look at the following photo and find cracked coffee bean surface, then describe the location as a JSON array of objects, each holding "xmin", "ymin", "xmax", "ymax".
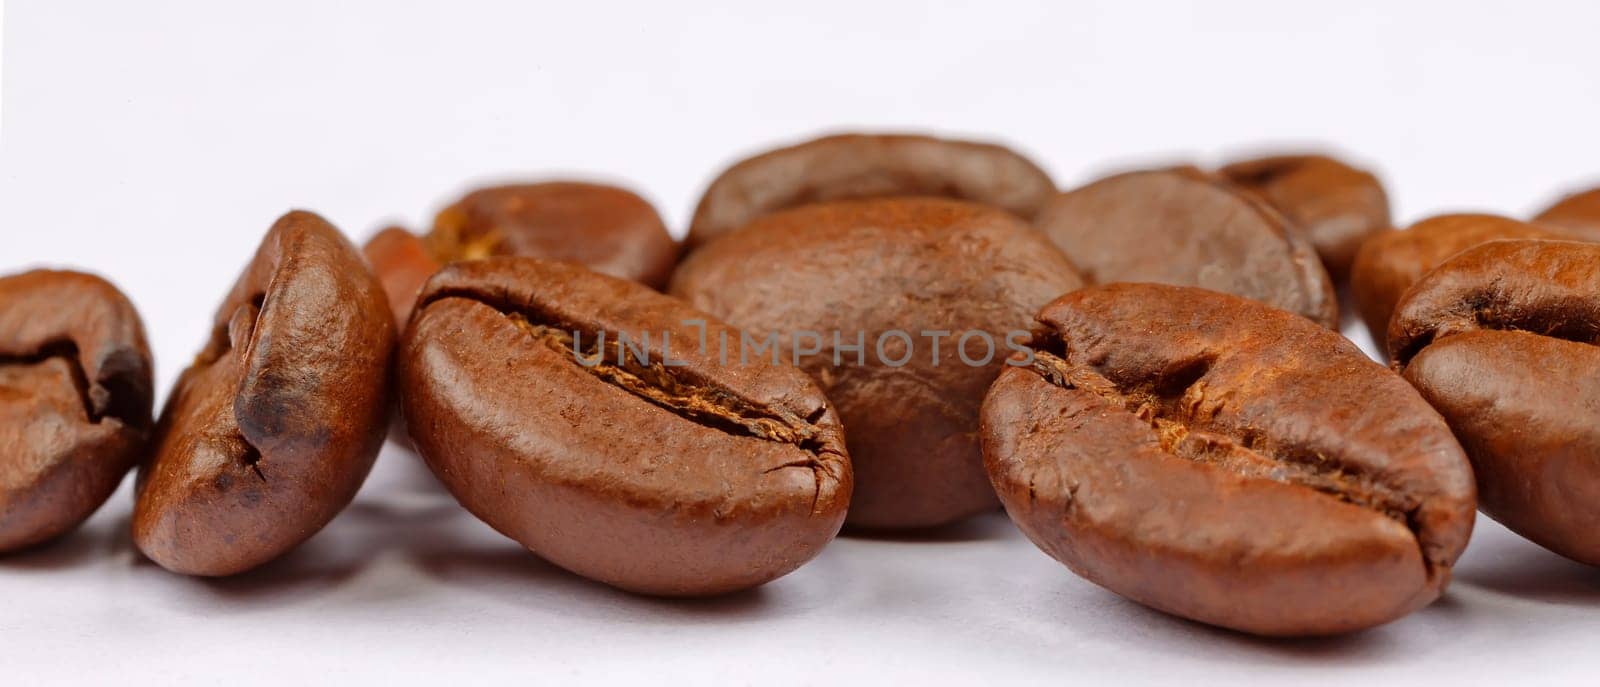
[
  {"xmin": 1219, "ymin": 153, "xmax": 1391, "ymax": 283},
  {"xmin": 1390, "ymin": 239, "xmax": 1600, "ymax": 566},
  {"xmin": 0, "ymin": 271, "xmax": 153, "ymax": 552},
  {"xmin": 1034, "ymin": 167, "xmax": 1338, "ymax": 327},
  {"xmin": 671, "ymin": 197, "xmax": 1084, "ymax": 529},
  {"xmin": 981, "ymin": 283, "xmax": 1475, "ymax": 637},
  {"xmin": 133, "ymin": 211, "xmax": 395, "ymax": 576},
  {"xmin": 685, "ymin": 132, "xmax": 1055, "ymax": 250},
  {"xmin": 398, "ymin": 257, "xmax": 852, "ymax": 597}
]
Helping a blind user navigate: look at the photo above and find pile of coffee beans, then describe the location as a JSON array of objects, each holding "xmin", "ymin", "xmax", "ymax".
[{"xmin": 3, "ymin": 131, "xmax": 1597, "ymax": 638}]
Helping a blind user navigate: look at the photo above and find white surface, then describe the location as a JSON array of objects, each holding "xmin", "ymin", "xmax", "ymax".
[{"xmin": 3, "ymin": 1, "xmax": 1600, "ymax": 684}]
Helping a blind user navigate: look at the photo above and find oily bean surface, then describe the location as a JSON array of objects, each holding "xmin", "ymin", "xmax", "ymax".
[
  {"xmin": 399, "ymin": 257, "xmax": 851, "ymax": 596},
  {"xmin": 1034, "ymin": 167, "xmax": 1337, "ymax": 327},
  {"xmin": 980, "ymin": 283, "xmax": 1475, "ymax": 636},
  {"xmin": 671, "ymin": 197, "xmax": 1084, "ymax": 529},
  {"xmin": 0, "ymin": 271, "xmax": 153, "ymax": 552},
  {"xmin": 1390, "ymin": 239, "xmax": 1600, "ymax": 565},
  {"xmin": 134, "ymin": 211, "xmax": 394, "ymax": 576},
  {"xmin": 686, "ymin": 132, "xmax": 1055, "ymax": 250},
  {"xmin": 1219, "ymin": 153, "xmax": 1390, "ymax": 283}
]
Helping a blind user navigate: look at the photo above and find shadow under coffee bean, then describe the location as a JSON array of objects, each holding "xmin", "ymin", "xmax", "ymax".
[
  {"xmin": 1390, "ymin": 239, "xmax": 1600, "ymax": 566},
  {"xmin": 0, "ymin": 271, "xmax": 153, "ymax": 553},
  {"xmin": 981, "ymin": 283, "xmax": 1476, "ymax": 637}
]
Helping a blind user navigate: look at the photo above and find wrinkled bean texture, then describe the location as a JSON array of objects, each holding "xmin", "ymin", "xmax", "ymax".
[
  {"xmin": 671, "ymin": 198, "xmax": 1084, "ymax": 529},
  {"xmin": 982, "ymin": 283, "xmax": 1475, "ymax": 636},
  {"xmin": 0, "ymin": 271, "xmax": 152, "ymax": 552},
  {"xmin": 1390, "ymin": 239, "xmax": 1600, "ymax": 565},
  {"xmin": 1220, "ymin": 154, "xmax": 1391, "ymax": 283},
  {"xmin": 366, "ymin": 182, "xmax": 679, "ymax": 326},
  {"xmin": 399, "ymin": 258, "xmax": 851, "ymax": 596},
  {"xmin": 686, "ymin": 133, "xmax": 1055, "ymax": 251},
  {"xmin": 1034, "ymin": 168, "xmax": 1337, "ymax": 327},
  {"xmin": 1351, "ymin": 214, "xmax": 1567, "ymax": 355},
  {"xmin": 134, "ymin": 211, "xmax": 395, "ymax": 576}
]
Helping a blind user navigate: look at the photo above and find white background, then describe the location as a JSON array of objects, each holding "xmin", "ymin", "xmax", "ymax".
[{"xmin": 3, "ymin": 1, "xmax": 1600, "ymax": 684}]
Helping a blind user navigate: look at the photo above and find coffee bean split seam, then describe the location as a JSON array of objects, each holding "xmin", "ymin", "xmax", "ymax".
[
  {"xmin": 1025, "ymin": 335, "xmax": 1425, "ymax": 540},
  {"xmin": 186, "ymin": 293, "xmax": 272, "ymax": 482},
  {"xmin": 419, "ymin": 287, "xmax": 846, "ymax": 502},
  {"xmin": 0, "ymin": 340, "xmax": 118, "ymax": 424},
  {"xmin": 1393, "ymin": 282, "xmax": 1600, "ymax": 367}
]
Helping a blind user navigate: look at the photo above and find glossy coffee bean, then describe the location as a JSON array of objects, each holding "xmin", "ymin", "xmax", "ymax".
[
  {"xmin": 981, "ymin": 283, "xmax": 1475, "ymax": 636},
  {"xmin": 1534, "ymin": 186, "xmax": 1600, "ymax": 241},
  {"xmin": 366, "ymin": 182, "xmax": 679, "ymax": 325},
  {"xmin": 1219, "ymin": 153, "xmax": 1391, "ymax": 283},
  {"xmin": 134, "ymin": 211, "xmax": 395, "ymax": 576},
  {"xmin": 0, "ymin": 271, "xmax": 152, "ymax": 552},
  {"xmin": 1350, "ymin": 214, "xmax": 1557, "ymax": 355},
  {"xmin": 686, "ymin": 132, "xmax": 1055, "ymax": 251},
  {"xmin": 398, "ymin": 257, "xmax": 852, "ymax": 596},
  {"xmin": 671, "ymin": 198, "xmax": 1084, "ymax": 529},
  {"xmin": 1034, "ymin": 167, "xmax": 1337, "ymax": 327},
  {"xmin": 1390, "ymin": 239, "xmax": 1600, "ymax": 565}
]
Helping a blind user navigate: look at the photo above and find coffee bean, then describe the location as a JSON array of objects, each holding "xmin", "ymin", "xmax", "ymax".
[
  {"xmin": 671, "ymin": 198, "xmax": 1083, "ymax": 529},
  {"xmin": 366, "ymin": 182, "xmax": 679, "ymax": 325},
  {"xmin": 398, "ymin": 257, "xmax": 852, "ymax": 596},
  {"xmin": 0, "ymin": 271, "xmax": 152, "ymax": 552},
  {"xmin": 1219, "ymin": 153, "xmax": 1391, "ymax": 283},
  {"xmin": 686, "ymin": 133, "xmax": 1055, "ymax": 251},
  {"xmin": 363, "ymin": 225, "xmax": 441, "ymax": 327},
  {"xmin": 133, "ymin": 211, "xmax": 395, "ymax": 576},
  {"xmin": 1534, "ymin": 186, "xmax": 1600, "ymax": 240},
  {"xmin": 1033, "ymin": 167, "xmax": 1337, "ymax": 327},
  {"xmin": 1350, "ymin": 214, "xmax": 1558, "ymax": 355},
  {"xmin": 1390, "ymin": 239, "xmax": 1600, "ymax": 565},
  {"xmin": 981, "ymin": 283, "xmax": 1475, "ymax": 636}
]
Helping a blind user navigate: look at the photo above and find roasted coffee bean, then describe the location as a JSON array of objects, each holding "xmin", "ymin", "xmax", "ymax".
[
  {"xmin": 1350, "ymin": 214, "xmax": 1557, "ymax": 355},
  {"xmin": 398, "ymin": 258, "xmax": 851, "ymax": 596},
  {"xmin": 366, "ymin": 182, "xmax": 678, "ymax": 325},
  {"xmin": 1033, "ymin": 167, "xmax": 1337, "ymax": 327},
  {"xmin": 671, "ymin": 198, "xmax": 1084, "ymax": 529},
  {"xmin": 1534, "ymin": 186, "xmax": 1600, "ymax": 241},
  {"xmin": 1219, "ymin": 153, "xmax": 1391, "ymax": 283},
  {"xmin": 133, "ymin": 211, "xmax": 394, "ymax": 576},
  {"xmin": 0, "ymin": 271, "xmax": 152, "ymax": 552},
  {"xmin": 981, "ymin": 283, "xmax": 1475, "ymax": 636},
  {"xmin": 363, "ymin": 225, "xmax": 441, "ymax": 327},
  {"xmin": 1390, "ymin": 239, "xmax": 1600, "ymax": 565},
  {"xmin": 686, "ymin": 133, "xmax": 1055, "ymax": 251}
]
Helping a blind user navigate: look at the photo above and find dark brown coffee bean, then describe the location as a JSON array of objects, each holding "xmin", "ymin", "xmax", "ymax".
[
  {"xmin": 1034, "ymin": 167, "xmax": 1337, "ymax": 327},
  {"xmin": 1534, "ymin": 186, "xmax": 1600, "ymax": 241},
  {"xmin": 686, "ymin": 133, "xmax": 1055, "ymax": 251},
  {"xmin": 981, "ymin": 283, "xmax": 1475, "ymax": 636},
  {"xmin": 367, "ymin": 182, "xmax": 679, "ymax": 326},
  {"xmin": 1219, "ymin": 153, "xmax": 1391, "ymax": 283},
  {"xmin": 398, "ymin": 258, "xmax": 851, "ymax": 596},
  {"xmin": 0, "ymin": 271, "xmax": 152, "ymax": 552},
  {"xmin": 1390, "ymin": 239, "xmax": 1600, "ymax": 565},
  {"xmin": 671, "ymin": 198, "xmax": 1084, "ymax": 529},
  {"xmin": 133, "ymin": 211, "xmax": 395, "ymax": 576},
  {"xmin": 1350, "ymin": 214, "xmax": 1557, "ymax": 355}
]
